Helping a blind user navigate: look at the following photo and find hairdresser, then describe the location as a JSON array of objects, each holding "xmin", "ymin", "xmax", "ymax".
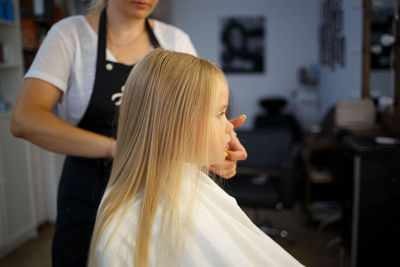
[{"xmin": 10, "ymin": 0, "xmax": 246, "ymax": 266}]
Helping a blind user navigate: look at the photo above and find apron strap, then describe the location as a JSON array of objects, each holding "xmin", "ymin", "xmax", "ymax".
[
  {"xmin": 97, "ymin": 8, "xmax": 107, "ymax": 70},
  {"xmin": 146, "ymin": 18, "xmax": 160, "ymax": 48}
]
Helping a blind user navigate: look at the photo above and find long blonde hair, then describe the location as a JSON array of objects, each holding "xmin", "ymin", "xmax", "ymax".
[{"xmin": 88, "ymin": 49, "xmax": 227, "ymax": 266}]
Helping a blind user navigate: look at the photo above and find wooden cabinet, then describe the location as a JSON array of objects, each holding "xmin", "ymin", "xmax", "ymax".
[
  {"xmin": 304, "ymin": 136, "xmax": 343, "ymax": 207},
  {"xmin": 341, "ymin": 136, "xmax": 400, "ymax": 267}
]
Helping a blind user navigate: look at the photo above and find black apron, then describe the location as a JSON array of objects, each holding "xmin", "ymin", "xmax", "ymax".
[{"xmin": 52, "ymin": 9, "xmax": 159, "ymax": 267}]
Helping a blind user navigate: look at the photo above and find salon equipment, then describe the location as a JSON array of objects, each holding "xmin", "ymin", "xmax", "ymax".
[{"xmin": 226, "ymin": 128, "xmax": 299, "ymax": 242}]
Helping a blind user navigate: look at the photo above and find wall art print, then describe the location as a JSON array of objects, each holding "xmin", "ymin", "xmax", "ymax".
[{"xmin": 220, "ymin": 16, "xmax": 265, "ymax": 73}]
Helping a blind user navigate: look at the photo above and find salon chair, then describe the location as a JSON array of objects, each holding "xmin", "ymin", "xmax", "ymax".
[
  {"xmin": 255, "ymin": 97, "xmax": 303, "ymax": 142},
  {"xmin": 226, "ymin": 128, "xmax": 299, "ymax": 242}
]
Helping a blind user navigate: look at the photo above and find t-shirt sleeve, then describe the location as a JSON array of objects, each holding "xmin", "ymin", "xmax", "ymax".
[
  {"xmin": 155, "ymin": 21, "xmax": 198, "ymax": 57},
  {"xmin": 24, "ymin": 21, "xmax": 74, "ymax": 93},
  {"xmin": 179, "ymin": 33, "xmax": 198, "ymax": 57}
]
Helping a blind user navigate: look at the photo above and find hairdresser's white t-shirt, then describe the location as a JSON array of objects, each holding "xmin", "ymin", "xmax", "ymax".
[
  {"xmin": 25, "ymin": 15, "xmax": 197, "ymax": 126},
  {"xmin": 94, "ymin": 166, "xmax": 304, "ymax": 267}
]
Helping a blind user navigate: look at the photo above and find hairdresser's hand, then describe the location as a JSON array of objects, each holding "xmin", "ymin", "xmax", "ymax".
[{"xmin": 209, "ymin": 115, "xmax": 248, "ymax": 179}]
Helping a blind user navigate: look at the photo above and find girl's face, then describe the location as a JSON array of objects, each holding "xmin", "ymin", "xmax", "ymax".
[
  {"xmin": 108, "ymin": 0, "xmax": 159, "ymax": 19},
  {"xmin": 208, "ymin": 82, "xmax": 234, "ymax": 164}
]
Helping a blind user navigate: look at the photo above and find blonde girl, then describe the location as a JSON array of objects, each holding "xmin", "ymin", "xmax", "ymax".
[
  {"xmin": 88, "ymin": 49, "xmax": 304, "ymax": 267},
  {"xmin": 12, "ymin": 0, "xmax": 247, "ymax": 264}
]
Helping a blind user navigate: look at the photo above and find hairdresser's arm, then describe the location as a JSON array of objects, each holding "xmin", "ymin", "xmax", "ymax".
[
  {"xmin": 11, "ymin": 78, "xmax": 116, "ymax": 158},
  {"xmin": 209, "ymin": 115, "xmax": 247, "ymax": 178}
]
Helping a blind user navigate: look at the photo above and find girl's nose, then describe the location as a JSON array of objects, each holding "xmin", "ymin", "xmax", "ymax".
[{"xmin": 227, "ymin": 121, "xmax": 234, "ymax": 133}]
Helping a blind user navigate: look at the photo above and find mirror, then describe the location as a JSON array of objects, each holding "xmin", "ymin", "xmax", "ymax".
[
  {"xmin": 363, "ymin": 0, "xmax": 400, "ymax": 133},
  {"xmin": 369, "ymin": 0, "xmax": 396, "ymax": 99}
]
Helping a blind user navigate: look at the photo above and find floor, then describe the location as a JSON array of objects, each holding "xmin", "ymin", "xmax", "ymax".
[
  {"xmin": 0, "ymin": 223, "xmax": 54, "ymax": 267},
  {"xmin": 246, "ymin": 208, "xmax": 343, "ymax": 267},
  {"xmin": 0, "ymin": 207, "xmax": 343, "ymax": 267}
]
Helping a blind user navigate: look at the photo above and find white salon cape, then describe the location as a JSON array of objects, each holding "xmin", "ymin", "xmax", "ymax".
[{"xmin": 94, "ymin": 166, "xmax": 304, "ymax": 267}]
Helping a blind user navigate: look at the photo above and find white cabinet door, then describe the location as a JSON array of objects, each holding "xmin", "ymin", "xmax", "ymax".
[
  {"xmin": 0, "ymin": 177, "xmax": 7, "ymax": 251},
  {"xmin": 0, "ymin": 0, "xmax": 24, "ymax": 106},
  {"xmin": 0, "ymin": 0, "xmax": 38, "ymax": 257},
  {"xmin": 29, "ymin": 145, "xmax": 63, "ymax": 224},
  {"xmin": 0, "ymin": 113, "xmax": 37, "ymax": 257}
]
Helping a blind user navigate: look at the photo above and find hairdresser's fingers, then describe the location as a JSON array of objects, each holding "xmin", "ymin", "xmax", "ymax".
[
  {"xmin": 230, "ymin": 114, "xmax": 247, "ymax": 129},
  {"xmin": 208, "ymin": 117, "xmax": 247, "ymax": 178},
  {"xmin": 209, "ymin": 134, "xmax": 248, "ymax": 178},
  {"xmin": 227, "ymin": 134, "xmax": 248, "ymax": 162},
  {"xmin": 209, "ymin": 160, "xmax": 237, "ymax": 179}
]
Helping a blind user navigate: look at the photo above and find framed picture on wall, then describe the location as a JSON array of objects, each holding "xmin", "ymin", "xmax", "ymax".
[
  {"xmin": 335, "ymin": 9, "xmax": 343, "ymax": 33},
  {"xmin": 220, "ymin": 16, "xmax": 265, "ymax": 73},
  {"xmin": 339, "ymin": 36, "xmax": 345, "ymax": 67},
  {"xmin": 323, "ymin": 1, "xmax": 329, "ymax": 19},
  {"xmin": 322, "ymin": 23, "xmax": 329, "ymax": 44},
  {"xmin": 319, "ymin": 0, "xmax": 345, "ymax": 69},
  {"xmin": 335, "ymin": 37, "xmax": 341, "ymax": 63},
  {"xmin": 326, "ymin": 43, "xmax": 335, "ymax": 70},
  {"xmin": 320, "ymin": 42, "xmax": 328, "ymax": 65},
  {"xmin": 329, "ymin": 10, "xmax": 336, "ymax": 41},
  {"xmin": 322, "ymin": 1, "xmax": 327, "ymax": 20}
]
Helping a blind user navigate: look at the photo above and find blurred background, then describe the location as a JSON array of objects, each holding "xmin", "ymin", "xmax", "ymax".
[{"xmin": 0, "ymin": 0, "xmax": 399, "ymax": 266}]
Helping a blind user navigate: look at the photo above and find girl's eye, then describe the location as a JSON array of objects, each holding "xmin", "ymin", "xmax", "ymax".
[{"xmin": 218, "ymin": 111, "xmax": 227, "ymax": 118}]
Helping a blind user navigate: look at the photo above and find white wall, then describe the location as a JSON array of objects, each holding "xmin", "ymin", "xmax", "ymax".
[
  {"xmin": 317, "ymin": 0, "xmax": 363, "ymax": 119},
  {"xmin": 171, "ymin": 0, "xmax": 319, "ymax": 129}
]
